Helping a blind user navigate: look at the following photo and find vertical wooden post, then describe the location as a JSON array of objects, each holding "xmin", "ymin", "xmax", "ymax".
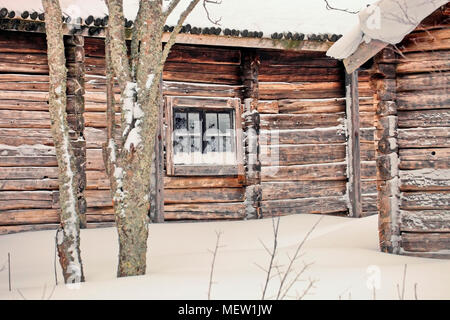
[
  {"xmin": 241, "ymin": 49, "xmax": 261, "ymax": 219},
  {"xmin": 65, "ymin": 35, "xmax": 87, "ymax": 228},
  {"xmin": 372, "ymin": 48, "xmax": 400, "ymax": 254},
  {"xmin": 150, "ymin": 78, "xmax": 165, "ymax": 223},
  {"xmin": 345, "ymin": 70, "xmax": 362, "ymax": 218}
]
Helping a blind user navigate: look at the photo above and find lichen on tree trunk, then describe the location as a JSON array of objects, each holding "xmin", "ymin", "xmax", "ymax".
[{"xmin": 42, "ymin": 0, "xmax": 84, "ymax": 283}]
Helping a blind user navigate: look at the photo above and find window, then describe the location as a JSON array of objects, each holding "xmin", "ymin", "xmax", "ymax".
[{"xmin": 165, "ymin": 97, "xmax": 244, "ymax": 176}]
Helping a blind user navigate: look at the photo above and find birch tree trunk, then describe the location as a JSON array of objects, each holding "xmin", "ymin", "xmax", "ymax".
[
  {"xmin": 42, "ymin": 0, "xmax": 85, "ymax": 283},
  {"xmin": 103, "ymin": 0, "xmax": 205, "ymax": 277}
]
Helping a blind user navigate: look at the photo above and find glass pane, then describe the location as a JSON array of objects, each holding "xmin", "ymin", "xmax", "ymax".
[
  {"xmin": 204, "ymin": 113, "xmax": 219, "ymax": 153},
  {"xmin": 218, "ymin": 113, "xmax": 231, "ymax": 134},
  {"xmin": 173, "ymin": 112, "xmax": 188, "ymax": 155},
  {"xmin": 188, "ymin": 112, "xmax": 201, "ymax": 134}
]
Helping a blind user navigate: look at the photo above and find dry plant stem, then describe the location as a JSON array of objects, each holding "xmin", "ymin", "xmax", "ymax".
[
  {"xmin": 261, "ymin": 216, "xmax": 280, "ymax": 300},
  {"xmin": 276, "ymin": 216, "xmax": 323, "ymax": 300},
  {"xmin": 208, "ymin": 231, "xmax": 223, "ymax": 300},
  {"xmin": 298, "ymin": 278, "xmax": 318, "ymax": 300}
]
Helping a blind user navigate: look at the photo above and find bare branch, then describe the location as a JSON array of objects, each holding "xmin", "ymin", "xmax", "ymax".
[
  {"xmin": 203, "ymin": 0, "xmax": 222, "ymax": 25},
  {"xmin": 164, "ymin": 0, "xmax": 182, "ymax": 19},
  {"xmin": 208, "ymin": 230, "xmax": 223, "ymax": 300},
  {"xmin": 323, "ymin": 0, "xmax": 359, "ymax": 14},
  {"xmin": 261, "ymin": 216, "xmax": 280, "ymax": 300}
]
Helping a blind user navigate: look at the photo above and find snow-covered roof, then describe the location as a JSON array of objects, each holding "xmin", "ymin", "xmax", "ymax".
[
  {"xmin": 0, "ymin": 0, "xmax": 376, "ymax": 36},
  {"xmin": 327, "ymin": 0, "xmax": 449, "ymax": 61}
]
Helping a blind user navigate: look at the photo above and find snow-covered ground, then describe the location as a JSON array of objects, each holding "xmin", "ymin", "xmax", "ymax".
[{"xmin": 0, "ymin": 214, "xmax": 449, "ymax": 300}]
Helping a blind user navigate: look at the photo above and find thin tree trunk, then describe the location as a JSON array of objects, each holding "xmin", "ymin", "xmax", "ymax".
[{"xmin": 42, "ymin": 0, "xmax": 84, "ymax": 283}]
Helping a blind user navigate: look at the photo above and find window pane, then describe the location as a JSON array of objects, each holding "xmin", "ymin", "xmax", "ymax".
[
  {"xmin": 204, "ymin": 113, "xmax": 219, "ymax": 153},
  {"xmin": 173, "ymin": 112, "xmax": 188, "ymax": 155},
  {"xmin": 188, "ymin": 112, "xmax": 201, "ymax": 153}
]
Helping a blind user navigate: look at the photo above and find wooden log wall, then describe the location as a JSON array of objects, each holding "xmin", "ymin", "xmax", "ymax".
[
  {"xmin": 257, "ymin": 50, "xmax": 350, "ymax": 216},
  {"xmin": 83, "ymin": 38, "xmax": 246, "ymax": 222},
  {"xmin": 394, "ymin": 22, "xmax": 450, "ymax": 258}
]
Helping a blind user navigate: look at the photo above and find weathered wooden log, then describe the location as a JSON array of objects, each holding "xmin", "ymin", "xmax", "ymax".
[
  {"xmin": 261, "ymin": 162, "xmax": 347, "ymax": 182},
  {"xmin": 163, "ymin": 81, "xmax": 242, "ymax": 98},
  {"xmin": 259, "ymin": 113, "xmax": 344, "ymax": 130},
  {"xmin": 398, "ymin": 128, "xmax": 450, "ymax": 148},
  {"xmin": 259, "ymin": 82, "xmax": 344, "ymax": 100},
  {"xmin": 401, "ymin": 232, "xmax": 450, "ymax": 253},
  {"xmin": 398, "ymin": 109, "xmax": 450, "ymax": 128},
  {"xmin": 163, "ymin": 202, "xmax": 246, "ymax": 219},
  {"xmin": 399, "ymin": 148, "xmax": 450, "ymax": 170},
  {"xmin": 401, "ymin": 191, "xmax": 450, "ymax": 210},
  {"xmin": 260, "ymin": 144, "xmax": 346, "ymax": 166},
  {"xmin": 260, "ymin": 180, "xmax": 346, "ymax": 201},
  {"xmin": 0, "ymin": 166, "xmax": 58, "ymax": 179},
  {"xmin": 277, "ymin": 98, "xmax": 345, "ymax": 114},
  {"xmin": 399, "ymin": 28, "xmax": 450, "ymax": 53},
  {"xmin": 401, "ymin": 210, "xmax": 450, "ymax": 232},
  {"xmin": 164, "ymin": 176, "xmax": 242, "ymax": 189},
  {"xmin": 164, "ymin": 187, "xmax": 245, "ymax": 204},
  {"xmin": 0, "ymin": 178, "xmax": 58, "ymax": 191},
  {"xmin": 260, "ymin": 196, "xmax": 347, "ymax": 216},
  {"xmin": 260, "ymin": 127, "xmax": 346, "ymax": 145},
  {"xmin": 0, "ymin": 208, "xmax": 59, "ymax": 225},
  {"xmin": 396, "ymin": 73, "xmax": 449, "ymax": 92},
  {"xmin": 397, "ymin": 89, "xmax": 450, "ymax": 110},
  {"xmin": 399, "ymin": 169, "xmax": 450, "ymax": 191},
  {"xmin": 397, "ymin": 51, "xmax": 450, "ymax": 74}
]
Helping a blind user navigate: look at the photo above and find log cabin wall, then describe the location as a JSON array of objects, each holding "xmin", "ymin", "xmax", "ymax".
[
  {"xmin": 0, "ymin": 31, "xmax": 89, "ymax": 234},
  {"xmin": 256, "ymin": 50, "xmax": 350, "ymax": 216},
  {"xmin": 375, "ymin": 16, "xmax": 450, "ymax": 258},
  {"xmin": 0, "ymin": 31, "xmax": 380, "ymax": 233}
]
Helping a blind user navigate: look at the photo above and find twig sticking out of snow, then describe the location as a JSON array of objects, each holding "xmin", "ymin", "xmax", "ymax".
[{"xmin": 208, "ymin": 230, "xmax": 224, "ymax": 300}]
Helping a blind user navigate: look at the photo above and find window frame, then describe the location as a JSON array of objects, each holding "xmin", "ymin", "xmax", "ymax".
[{"xmin": 165, "ymin": 96, "xmax": 244, "ymax": 177}]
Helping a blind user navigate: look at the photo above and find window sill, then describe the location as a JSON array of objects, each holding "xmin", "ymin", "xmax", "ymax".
[{"xmin": 172, "ymin": 165, "xmax": 239, "ymax": 176}]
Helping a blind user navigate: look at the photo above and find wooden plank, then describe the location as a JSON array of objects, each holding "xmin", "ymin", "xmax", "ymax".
[
  {"xmin": 0, "ymin": 166, "xmax": 58, "ymax": 179},
  {"xmin": 258, "ymin": 50, "xmax": 337, "ymax": 67},
  {"xmin": 167, "ymin": 44, "xmax": 241, "ymax": 65},
  {"xmin": 398, "ymin": 128, "xmax": 450, "ymax": 148},
  {"xmin": 401, "ymin": 210, "xmax": 450, "ymax": 232},
  {"xmin": 260, "ymin": 127, "xmax": 346, "ymax": 145},
  {"xmin": 259, "ymin": 81, "xmax": 344, "ymax": 100},
  {"xmin": 164, "ymin": 187, "xmax": 245, "ymax": 204},
  {"xmin": 399, "ymin": 148, "xmax": 450, "ymax": 170},
  {"xmin": 398, "ymin": 109, "xmax": 450, "ymax": 128},
  {"xmin": 173, "ymin": 165, "xmax": 239, "ymax": 176},
  {"xmin": 261, "ymin": 196, "xmax": 347, "ymax": 216},
  {"xmin": 257, "ymin": 101, "xmax": 279, "ymax": 114},
  {"xmin": 343, "ymin": 39, "xmax": 389, "ymax": 74},
  {"xmin": 397, "ymin": 89, "xmax": 450, "ymax": 110},
  {"xmin": 345, "ymin": 71, "xmax": 362, "ymax": 217},
  {"xmin": 401, "ymin": 232, "xmax": 450, "ymax": 253},
  {"xmin": 397, "ymin": 52, "xmax": 450, "ymax": 74},
  {"xmin": 396, "ymin": 73, "xmax": 450, "ymax": 92},
  {"xmin": 260, "ymin": 144, "xmax": 346, "ymax": 166},
  {"xmin": 399, "ymin": 169, "xmax": 450, "ymax": 191},
  {"xmin": 259, "ymin": 113, "xmax": 344, "ymax": 130},
  {"xmin": 401, "ymin": 191, "xmax": 450, "ymax": 210},
  {"xmin": 399, "ymin": 28, "xmax": 450, "ymax": 53},
  {"xmin": 260, "ymin": 180, "xmax": 346, "ymax": 201},
  {"xmin": 164, "ymin": 202, "xmax": 246, "ymax": 220},
  {"xmin": 261, "ymin": 163, "xmax": 347, "ymax": 182},
  {"xmin": 277, "ymin": 98, "xmax": 345, "ymax": 114},
  {"xmin": 0, "ymin": 178, "xmax": 58, "ymax": 191},
  {"xmin": 163, "ymin": 81, "xmax": 242, "ymax": 98},
  {"xmin": 0, "ymin": 156, "xmax": 57, "ymax": 167},
  {"xmin": 0, "ymin": 208, "xmax": 59, "ymax": 225},
  {"xmin": 164, "ymin": 176, "xmax": 242, "ymax": 189}
]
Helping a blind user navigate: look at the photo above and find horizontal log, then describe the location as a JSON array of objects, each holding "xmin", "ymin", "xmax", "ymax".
[
  {"xmin": 396, "ymin": 73, "xmax": 449, "ymax": 92},
  {"xmin": 260, "ymin": 127, "xmax": 346, "ymax": 145},
  {"xmin": 173, "ymin": 165, "xmax": 238, "ymax": 176},
  {"xmin": 0, "ymin": 166, "xmax": 58, "ymax": 179},
  {"xmin": 397, "ymin": 52, "xmax": 450, "ymax": 74},
  {"xmin": 84, "ymin": 127, "xmax": 106, "ymax": 148},
  {"xmin": 398, "ymin": 109, "xmax": 450, "ymax": 128},
  {"xmin": 401, "ymin": 232, "xmax": 450, "ymax": 253},
  {"xmin": 362, "ymin": 179, "xmax": 377, "ymax": 194},
  {"xmin": 0, "ymin": 109, "xmax": 50, "ymax": 128},
  {"xmin": 260, "ymin": 196, "xmax": 347, "ymax": 216},
  {"xmin": 85, "ymin": 189, "xmax": 112, "ymax": 208},
  {"xmin": 164, "ymin": 187, "xmax": 244, "ymax": 204},
  {"xmin": 401, "ymin": 210, "xmax": 450, "ymax": 232},
  {"xmin": 0, "ymin": 61, "xmax": 49, "ymax": 74},
  {"xmin": 399, "ymin": 148, "xmax": 450, "ymax": 170},
  {"xmin": 399, "ymin": 169, "xmax": 450, "ymax": 191},
  {"xmin": 0, "ymin": 224, "xmax": 59, "ymax": 235},
  {"xmin": 0, "ymin": 208, "xmax": 58, "ymax": 225},
  {"xmin": 86, "ymin": 169, "xmax": 110, "ymax": 190},
  {"xmin": 0, "ymin": 198, "xmax": 52, "ymax": 210},
  {"xmin": 398, "ymin": 128, "xmax": 450, "ymax": 148},
  {"xmin": 0, "ymin": 32, "xmax": 47, "ymax": 54},
  {"xmin": 0, "ymin": 178, "xmax": 58, "ymax": 191},
  {"xmin": 260, "ymin": 180, "xmax": 346, "ymax": 201},
  {"xmin": 163, "ymin": 69, "xmax": 240, "ymax": 85},
  {"xmin": 164, "ymin": 176, "xmax": 242, "ymax": 189},
  {"xmin": 86, "ymin": 149, "xmax": 105, "ymax": 171},
  {"xmin": 167, "ymin": 44, "xmax": 241, "ymax": 65},
  {"xmin": 277, "ymin": 98, "xmax": 345, "ymax": 114},
  {"xmin": 259, "ymin": 113, "xmax": 344, "ymax": 130},
  {"xmin": 397, "ymin": 89, "xmax": 450, "ymax": 110},
  {"xmin": 401, "ymin": 191, "xmax": 450, "ymax": 210},
  {"xmin": 399, "ymin": 28, "xmax": 450, "ymax": 53},
  {"xmin": 261, "ymin": 162, "xmax": 347, "ymax": 182},
  {"xmin": 259, "ymin": 50, "xmax": 338, "ymax": 67},
  {"xmin": 260, "ymin": 144, "xmax": 346, "ymax": 166},
  {"xmin": 0, "ymin": 143, "xmax": 55, "ymax": 156},
  {"xmin": 0, "ymin": 100, "xmax": 48, "ymax": 111},
  {"xmin": 362, "ymin": 194, "xmax": 377, "ymax": 214},
  {"xmin": 259, "ymin": 82, "xmax": 344, "ymax": 100},
  {"xmin": 0, "ymin": 156, "xmax": 57, "ymax": 167},
  {"xmin": 0, "ymin": 129, "xmax": 54, "ymax": 146},
  {"xmin": 164, "ymin": 202, "xmax": 246, "ymax": 220},
  {"xmin": 163, "ymin": 81, "xmax": 242, "ymax": 98},
  {"xmin": 361, "ymin": 161, "xmax": 377, "ymax": 180},
  {"xmin": 0, "ymin": 52, "xmax": 48, "ymax": 65},
  {"xmin": 0, "ymin": 90, "xmax": 48, "ymax": 102},
  {"xmin": 257, "ymin": 101, "xmax": 279, "ymax": 114}
]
